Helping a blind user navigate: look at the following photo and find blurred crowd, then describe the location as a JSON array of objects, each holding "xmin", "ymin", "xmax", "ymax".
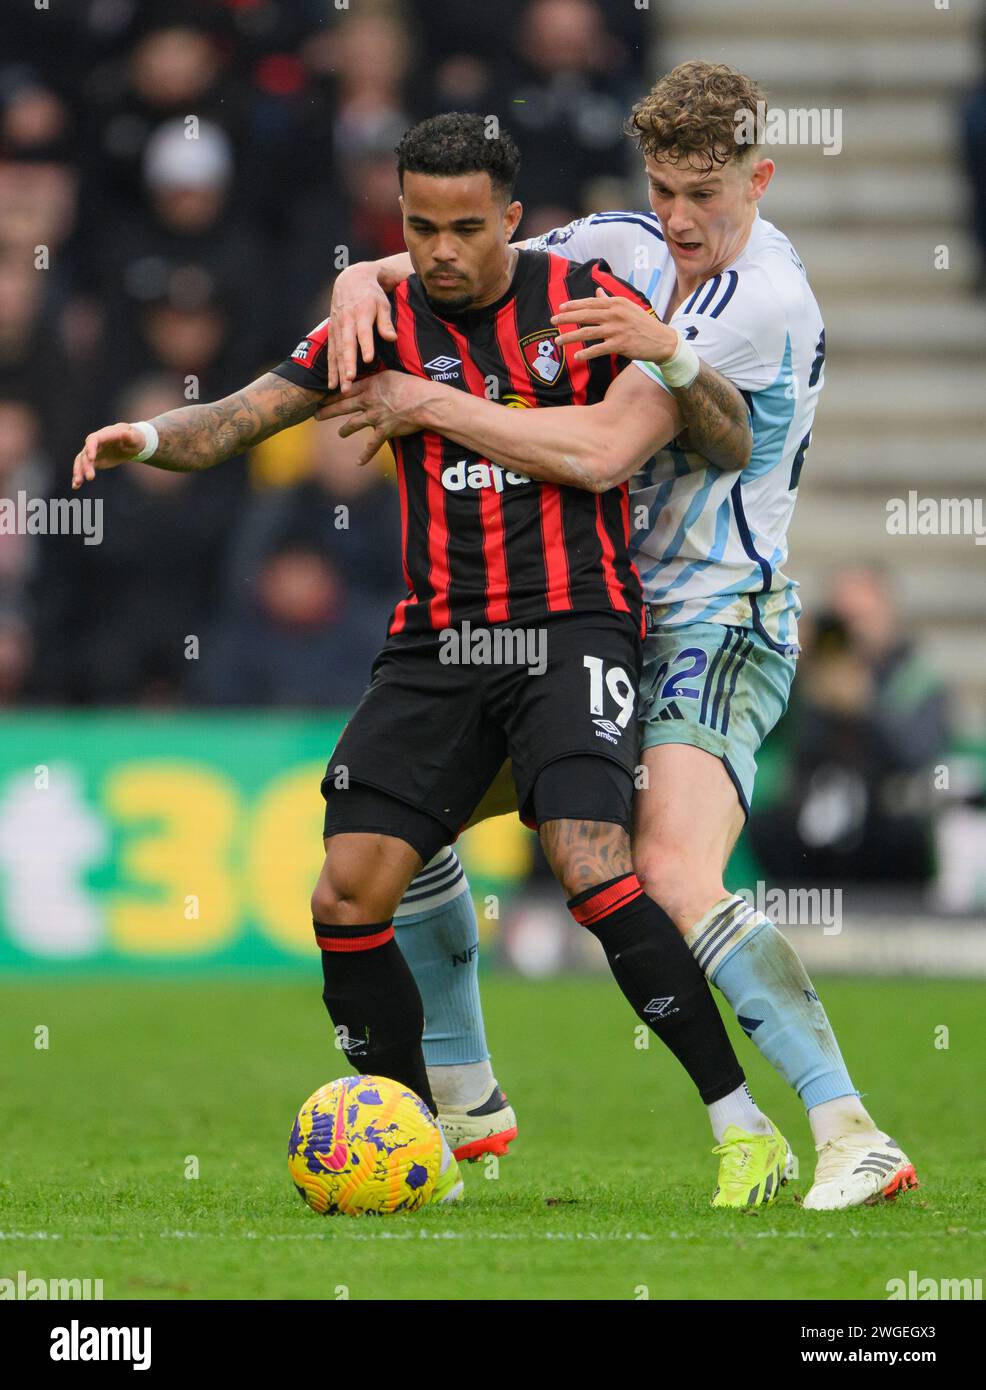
[
  {"xmin": 0, "ymin": 0, "xmax": 649, "ymax": 707},
  {"xmin": 749, "ymin": 568, "xmax": 951, "ymax": 889}
]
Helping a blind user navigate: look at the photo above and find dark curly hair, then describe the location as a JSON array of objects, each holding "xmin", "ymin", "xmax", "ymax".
[{"xmin": 396, "ymin": 112, "xmax": 521, "ymax": 202}]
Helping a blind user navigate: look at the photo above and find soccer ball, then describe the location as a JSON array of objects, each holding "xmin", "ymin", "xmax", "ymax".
[{"xmin": 288, "ymin": 1075, "xmax": 442, "ymax": 1215}]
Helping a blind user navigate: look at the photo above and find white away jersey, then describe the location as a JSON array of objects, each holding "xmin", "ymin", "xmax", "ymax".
[{"xmin": 527, "ymin": 211, "xmax": 825, "ymax": 651}]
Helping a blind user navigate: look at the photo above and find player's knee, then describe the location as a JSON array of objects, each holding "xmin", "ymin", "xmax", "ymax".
[
  {"xmin": 312, "ymin": 844, "xmax": 408, "ymax": 924},
  {"xmin": 634, "ymin": 848, "xmax": 722, "ymax": 926},
  {"xmin": 310, "ymin": 878, "xmax": 344, "ymax": 924},
  {"xmin": 634, "ymin": 848, "xmax": 685, "ymax": 905},
  {"xmin": 311, "ymin": 857, "xmax": 372, "ymax": 925}
]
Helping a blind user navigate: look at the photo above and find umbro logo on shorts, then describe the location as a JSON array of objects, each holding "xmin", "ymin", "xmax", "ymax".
[{"xmin": 592, "ymin": 717, "xmax": 622, "ymax": 740}]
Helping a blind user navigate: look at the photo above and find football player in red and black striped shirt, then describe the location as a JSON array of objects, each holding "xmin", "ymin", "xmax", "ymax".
[
  {"xmin": 278, "ymin": 250, "xmax": 651, "ymax": 639},
  {"xmin": 287, "ymin": 115, "xmax": 763, "ymax": 1165},
  {"xmin": 70, "ymin": 114, "xmax": 765, "ymax": 1193}
]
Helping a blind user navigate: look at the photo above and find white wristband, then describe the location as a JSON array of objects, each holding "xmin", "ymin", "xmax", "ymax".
[
  {"xmin": 658, "ymin": 332, "xmax": 701, "ymax": 390},
  {"xmin": 131, "ymin": 421, "xmax": 159, "ymax": 462}
]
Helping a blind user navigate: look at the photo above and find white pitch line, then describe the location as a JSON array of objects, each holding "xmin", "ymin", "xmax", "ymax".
[{"xmin": 2, "ymin": 1228, "xmax": 983, "ymax": 1244}]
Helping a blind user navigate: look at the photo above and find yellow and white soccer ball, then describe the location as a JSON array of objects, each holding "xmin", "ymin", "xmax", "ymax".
[{"xmin": 288, "ymin": 1075, "xmax": 442, "ymax": 1215}]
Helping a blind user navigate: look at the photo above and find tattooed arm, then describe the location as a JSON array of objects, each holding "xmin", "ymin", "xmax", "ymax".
[
  {"xmin": 326, "ymin": 261, "xmax": 752, "ymax": 471},
  {"xmin": 319, "ymin": 359, "xmax": 686, "ymax": 492},
  {"xmin": 71, "ymin": 372, "xmax": 327, "ymax": 489},
  {"xmin": 550, "ymin": 292, "xmax": 752, "ymax": 472},
  {"xmin": 669, "ymin": 359, "xmax": 753, "ymax": 472}
]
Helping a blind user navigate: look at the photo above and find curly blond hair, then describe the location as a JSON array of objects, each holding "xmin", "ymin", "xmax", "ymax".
[{"xmin": 626, "ymin": 61, "xmax": 767, "ymax": 171}]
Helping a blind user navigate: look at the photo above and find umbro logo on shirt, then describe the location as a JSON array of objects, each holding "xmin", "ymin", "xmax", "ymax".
[{"xmin": 424, "ymin": 354, "xmax": 462, "ymax": 380}]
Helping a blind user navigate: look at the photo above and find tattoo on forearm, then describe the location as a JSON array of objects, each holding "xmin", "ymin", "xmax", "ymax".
[
  {"xmin": 539, "ymin": 819, "xmax": 634, "ymax": 898},
  {"xmin": 149, "ymin": 373, "xmax": 325, "ymax": 471},
  {"xmin": 673, "ymin": 362, "xmax": 750, "ymax": 470}
]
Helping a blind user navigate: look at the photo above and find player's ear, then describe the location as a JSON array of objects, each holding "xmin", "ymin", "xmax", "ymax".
[
  {"xmin": 504, "ymin": 199, "xmax": 523, "ymax": 239},
  {"xmin": 748, "ymin": 159, "xmax": 774, "ymax": 203}
]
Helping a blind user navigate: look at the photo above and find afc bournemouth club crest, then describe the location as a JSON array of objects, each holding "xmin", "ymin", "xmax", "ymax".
[{"xmin": 520, "ymin": 330, "xmax": 564, "ymax": 387}]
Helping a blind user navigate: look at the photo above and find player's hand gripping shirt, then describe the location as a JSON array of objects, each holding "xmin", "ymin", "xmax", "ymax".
[
  {"xmin": 274, "ymin": 250, "xmax": 651, "ymax": 638},
  {"xmin": 528, "ymin": 211, "xmax": 825, "ymax": 653}
]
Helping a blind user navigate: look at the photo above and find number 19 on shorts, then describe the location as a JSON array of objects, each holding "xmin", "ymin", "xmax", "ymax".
[{"xmin": 584, "ymin": 654, "xmax": 636, "ymax": 736}]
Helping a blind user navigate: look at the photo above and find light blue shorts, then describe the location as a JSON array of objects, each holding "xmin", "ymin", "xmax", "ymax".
[{"xmin": 639, "ymin": 621, "xmax": 796, "ymax": 815}]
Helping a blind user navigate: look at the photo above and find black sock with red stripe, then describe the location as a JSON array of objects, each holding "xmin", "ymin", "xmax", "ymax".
[
  {"xmin": 567, "ymin": 873, "xmax": 744, "ymax": 1104},
  {"xmin": 315, "ymin": 919, "xmax": 436, "ymax": 1114}
]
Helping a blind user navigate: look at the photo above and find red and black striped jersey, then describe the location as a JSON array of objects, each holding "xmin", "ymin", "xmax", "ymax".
[{"xmin": 274, "ymin": 249, "xmax": 649, "ymax": 636}]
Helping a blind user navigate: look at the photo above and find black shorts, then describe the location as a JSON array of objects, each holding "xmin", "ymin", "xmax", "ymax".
[{"xmin": 321, "ymin": 612, "xmax": 642, "ymax": 840}]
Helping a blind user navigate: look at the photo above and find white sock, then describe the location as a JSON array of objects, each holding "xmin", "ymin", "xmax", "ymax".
[
  {"xmin": 427, "ymin": 1059, "xmax": 495, "ymax": 1110},
  {"xmin": 439, "ymin": 1126, "xmax": 455, "ymax": 1174},
  {"xmin": 707, "ymin": 1083, "xmax": 774, "ymax": 1143},
  {"xmin": 808, "ymin": 1095, "xmax": 876, "ymax": 1147}
]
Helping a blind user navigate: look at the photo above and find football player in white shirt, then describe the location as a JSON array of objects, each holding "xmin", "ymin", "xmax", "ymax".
[{"xmin": 320, "ymin": 63, "xmax": 916, "ymax": 1211}]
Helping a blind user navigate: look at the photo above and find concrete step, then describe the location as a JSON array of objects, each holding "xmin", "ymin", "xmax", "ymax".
[
  {"xmin": 789, "ymin": 493, "xmax": 986, "ymax": 563},
  {"xmin": 764, "ymin": 95, "xmax": 956, "ymax": 165},
  {"xmin": 662, "ymin": 0, "xmax": 977, "ymax": 40},
  {"xmin": 822, "ymin": 295, "xmax": 986, "ymax": 354},
  {"xmin": 805, "ymin": 433, "xmax": 986, "ymax": 487},
  {"xmin": 792, "ymin": 227, "xmax": 978, "ymax": 297},
  {"xmin": 760, "ymin": 165, "xmax": 966, "ymax": 227},
  {"xmin": 658, "ymin": 35, "xmax": 979, "ymax": 91},
  {"xmin": 815, "ymin": 361, "xmax": 984, "ymax": 430}
]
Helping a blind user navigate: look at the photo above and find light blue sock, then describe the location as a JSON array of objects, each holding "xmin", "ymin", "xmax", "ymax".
[
  {"xmin": 686, "ymin": 896, "xmax": 858, "ymax": 1110},
  {"xmin": 393, "ymin": 849, "xmax": 489, "ymax": 1067}
]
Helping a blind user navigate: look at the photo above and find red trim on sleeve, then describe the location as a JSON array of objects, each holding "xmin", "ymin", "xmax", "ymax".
[{"xmin": 290, "ymin": 317, "xmax": 330, "ymax": 367}]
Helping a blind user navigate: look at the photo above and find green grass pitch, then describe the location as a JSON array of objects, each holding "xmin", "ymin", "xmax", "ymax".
[{"xmin": 2, "ymin": 974, "xmax": 983, "ymax": 1300}]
